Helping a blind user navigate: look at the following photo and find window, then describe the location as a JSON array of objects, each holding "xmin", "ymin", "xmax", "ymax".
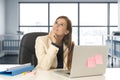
[
  {"xmin": 80, "ymin": 3, "xmax": 107, "ymax": 26},
  {"xmin": 50, "ymin": 3, "xmax": 78, "ymax": 26},
  {"xmin": 20, "ymin": 27, "xmax": 48, "ymax": 33},
  {"xmin": 79, "ymin": 3, "xmax": 108, "ymax": 45},
  {"xmin": 20, "ymin": 3, "xmax": 48, "ymax": 35},
  {"xmin": 72, "ymin": 27, "xmax": 78, "ymax": 45},
  {"xmin": 110, "ymin": 3, "xmax": 118, "ymax": 35},
  {"xmin": 19, "ymin": 2, "xmax": 118, "ymax": 45},
  {"xmin": 80, "ymin": 27, "xmax": 107, "ymax": 45},
  {"xmin": 110, "ymin": 3, "xmax": 118, "ymax": 26}
]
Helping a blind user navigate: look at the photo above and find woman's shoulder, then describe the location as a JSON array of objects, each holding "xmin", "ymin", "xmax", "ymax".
[{"xmin": 36, "ymin": 35, "xmax": 49, "ymax": 42}]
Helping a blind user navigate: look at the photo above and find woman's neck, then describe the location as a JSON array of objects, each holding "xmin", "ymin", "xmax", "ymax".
[{"xmin": 56, "ymin": 36, "xmax": 64, "ymax": 46}]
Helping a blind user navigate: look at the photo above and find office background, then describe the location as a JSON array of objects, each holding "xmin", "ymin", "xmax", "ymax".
[{"xmin": 0, "ymin": 0, "xmax": 120, "ymax": 68}]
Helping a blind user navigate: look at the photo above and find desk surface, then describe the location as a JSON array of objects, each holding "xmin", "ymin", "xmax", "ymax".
[{"xmin": 0, "ymin": 68, "xmax": 120, "ymax": 80}]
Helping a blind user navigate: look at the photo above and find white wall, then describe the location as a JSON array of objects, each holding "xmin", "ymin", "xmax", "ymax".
[
  {"xmin": 5, "ymin": 0, "xmax": 19, "ymax": 34},
  {"xmin": 118, "ymin": 0, "xmax": 120, "ymax": 30},
  {"xmin": 0, "ymin": 0, "xmax": 5, "ymax": 35}
]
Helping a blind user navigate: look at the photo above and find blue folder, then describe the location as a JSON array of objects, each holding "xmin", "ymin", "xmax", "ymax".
[{"xmin": 0, "ymin": 65, "xmax": 34, "ymax": 76}]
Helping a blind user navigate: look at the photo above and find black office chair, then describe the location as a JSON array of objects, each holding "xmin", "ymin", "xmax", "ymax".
[{"xmin": 19, "ymin": 32, "xmax": 48, "ymax": 66}]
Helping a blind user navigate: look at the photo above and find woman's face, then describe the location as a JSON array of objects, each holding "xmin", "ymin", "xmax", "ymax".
[{"xmin": 52, "ymin": 18, "xmax": 68, "ymax": 37}]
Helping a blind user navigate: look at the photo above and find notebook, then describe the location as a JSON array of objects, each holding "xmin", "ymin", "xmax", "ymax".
[
  {"xmin": 0, "ymin": 63, "xmax": 34, "ymax": 76},
  {"xmin": 54, "ymin": 45, "xmax": 108, "ymax": 78}
]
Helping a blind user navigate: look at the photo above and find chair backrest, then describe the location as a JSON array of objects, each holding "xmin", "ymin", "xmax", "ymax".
[{"xmin": 19, "ymin": 32, "xmax": 48, "ymax": 66}]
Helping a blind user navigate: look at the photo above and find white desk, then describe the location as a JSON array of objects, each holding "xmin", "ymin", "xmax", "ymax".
[{"xmin": 0, "ymin": 68, "xmax": 120, "ymax": 80}]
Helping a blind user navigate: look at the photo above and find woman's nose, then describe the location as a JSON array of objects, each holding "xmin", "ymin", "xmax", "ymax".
[{"xmin": 56, "ymin": 23, "xmax": 60, "ymax": 27}]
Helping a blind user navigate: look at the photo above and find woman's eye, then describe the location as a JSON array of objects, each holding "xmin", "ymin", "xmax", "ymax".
[
  {"xmin": 60, "ymin": 24, "xmax": 64, "ymax": 26},
  {"xmin": 55, "ymin": 22, "xmax": 57, "ymax": 24}
]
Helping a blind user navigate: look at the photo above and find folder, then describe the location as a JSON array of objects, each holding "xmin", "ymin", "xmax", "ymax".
[{"xmin": 0, "ymin": 63, "xmax": 34, "ymax": 76}]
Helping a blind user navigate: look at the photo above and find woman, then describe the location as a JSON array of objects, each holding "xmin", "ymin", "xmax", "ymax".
[{"xmin": 34, "ymin": 16, "xmax": 74, "ymax": 71}]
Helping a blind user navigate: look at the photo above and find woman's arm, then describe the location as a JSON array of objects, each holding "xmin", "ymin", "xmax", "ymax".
[{"xmin": 35, "ymin": 36, "xmax": 59, "ymax": 70}]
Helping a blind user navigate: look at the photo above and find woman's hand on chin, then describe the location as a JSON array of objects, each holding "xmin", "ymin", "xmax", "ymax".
[{"xmin": 49, "ymin": 31, "xmax": 57, "ymax": 44}]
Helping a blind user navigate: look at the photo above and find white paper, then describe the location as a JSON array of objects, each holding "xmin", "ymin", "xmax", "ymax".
[
  {"xmin": 0, "ymin": 64, "xmax": 21, "ymax": 72},
  {"xmin": 0, "ymin": 63, "xmax": 31, "ymax": 72}
]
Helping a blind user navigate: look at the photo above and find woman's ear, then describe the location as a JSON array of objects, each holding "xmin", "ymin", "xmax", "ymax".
[{"xmin": 65, "ymin": 30, "xmax": 69, "ymax": 35}]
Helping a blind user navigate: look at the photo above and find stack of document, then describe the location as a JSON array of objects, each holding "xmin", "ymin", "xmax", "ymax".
[{"xmin": 0, "ymin": 63, "xmax": 34, "ymax": 76}]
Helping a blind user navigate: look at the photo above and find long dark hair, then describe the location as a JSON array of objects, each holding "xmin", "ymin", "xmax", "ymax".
[{"xmin": 56, "ymin": 16, "xmax": 74, "ymax": 70}]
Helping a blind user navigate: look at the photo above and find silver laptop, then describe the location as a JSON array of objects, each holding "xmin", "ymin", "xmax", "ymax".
[{"xmin": 54, "ymin": 45, "xmax": 108, "ymax": 78}]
